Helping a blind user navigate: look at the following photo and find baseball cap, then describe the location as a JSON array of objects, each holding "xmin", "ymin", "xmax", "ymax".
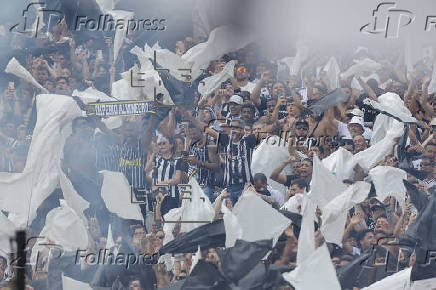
[
  {"xmin": 229, "ymin": 95, "xmax": 243, "ymax": 105},
  {"xmin": 348, "ymin": 116, "xmax": 364, "ymax": 127},
  {"xmin": 351, "ymin": 108, "xmax": 364, "ymax": 118}
]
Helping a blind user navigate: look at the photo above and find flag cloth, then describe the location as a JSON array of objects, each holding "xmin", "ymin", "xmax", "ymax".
[
  {"xmin": 62, "ymin": 273, "xmax": 93, "ymax": 290},
  {"xmin": 198, "ymin": 60, "xmax": 235, "ymax": 96},
  {"xmin": 217, "ymin": 239, "xmax": 272, "ymax": 284},
  {"xmin": 231, "ymin": 190, "xmax": 291, "ymax": 247},
  {"xmin": 5, "ymin": 57, "xmax": 48, "ymax": 93},
  {"xmin": 251, "ymin": 135, "xmax": 291, "ymax": 195},
  {"xmin": 0, "ymin": 94, "xmax": 82, "ymax": 227},
  {"xmin": 310, "ymin": 155, "xmax": 347, "ymax": 209},
  {"xmin": 321, "ymin": 181, "xmax": 371, "ymax": 246},
  {"xmin": 283, "ymin": 243, "xmax": 341, "ymax": 290},
  {"xmin": 159, "ymin": 219, "xmax": 226, "ymax": 255},
  {"xmin": 308, "ymin": 88, "xmax": 350, "ymax": 118},
  {"xmin": 100, "ymin": 170, "xmax": 143, "ymax": 221},
  {"xmin": 340, "ymin": 58, "xmax": 382, "ymax": 79},
  {"xmin": 369, "ymin": 166, "xmax": 407, "ymax": 208}
]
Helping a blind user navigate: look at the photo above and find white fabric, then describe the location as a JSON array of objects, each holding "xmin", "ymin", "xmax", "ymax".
[
  {"xmin": 340, "ymin": 58, "xmax": 382, "ymax": 79},
  {"xmin": 411, "ymin": 276, "xmax": 436, "ymax": 290},
  {"xmin": 62, "ymin": 273, "xmax": 93, "ymax": 290},
  {"xmin": 361, "ymin": 267, "xmax": 411, "ymax": 290},
  {"xmin": 371, "ymin": 114, "xmax": 398, "ymax": 146},
  {"xmin": 72, "ymin": 87, "xmax": 115, "ymax": 103},
  {"xmin": 59, "ymin": 168, "xmax": 89, "ymax": 225},
  {"xmin": 351, "ymin": 73, "xmax": 381, "ymax": 92},
  {"xmin": 310, "ymin": 155, "xmax": 347, "ymax": 209},
  {"xmin": 323, "ymin": 56, "xmax": 341, "ymax": 89},
  {"xmin": 231, "ymin": 190, "xmax": 291, "ymax": 247},
  {"xmin": 0, "ymin": 94, "xmax": 82, "ymax": 227},
  {"xmin": 222, "ymin": 201, "xmax": 242, "ymax": 248},
  {"xmin": 5, "ymin": 57, "xmax": 48, "ymax": 93},
  {"xmin": 363, "ymin": 98, "xmax": 417, "ymax": 124},
  {"xmin": 182, "ymin": 25, "xmax": 256, "ymax": 80},
  {"xmin": 190, "ymin": 246, "xmax": 201, "ymax": 274},
  {"xmin": 251, "ymin": 136, "xmax": 291, "ymax": 195},
  {"xmin": 143, "ymin": 42, "xmax": 193, "ymax": 82},
  {"xmin": 296, "ymin": 195, "xmax": 316, "ymax": 265},
  {"xmin": 106, "ymin": 224, "xmax": 115, "ymax": 249},
  {"xmin": 0, "ymin": 211, "xmax": 15, "ymax": 256},
  {"xmin": 369, "ymin": 166, "xmax": 407, "ymax": 208},
  {"xmin": 322, "ymin": 147, "xmax": 354, "ymax": 181},
  {"xmin": 198, "ymin": 60, "xmax": 235, "ymax": 96},
  {"xmin": 109, "ymin": 10, "xmax": 134, "ymax": 61},
  {"xmin": 428, "ymin": 57, "xmax": 436, "ymax": 94},
  {"xmin": 162, "ymin": 208, "xmax": 182, "ymax": 246},
  {"xmin": 321, "ymin": 182, "xmax": 371, "ymax": 246},
  {"xmin": 281, "ymin": 193, "xmax": 303, "ymax": 214},
  {"xmin": 353, "ymin": 117, "xmax": 404, "ymax": 172},
  {"xmin": 268, "ymin": 185, "xmax": 285, "ymax": 206},
  {"xmin": 100, "ymin": 170, "xmax": 143, "ymax": 221},
  {"xmin": 31, "ymin": 200, "xmax": 89, "ymax": 265},
  {"xmin": 289, "ymin": 42, "xmax": 309, "ymax": 76},
  {"xmin": 283, "ymin": 243, "xmax": 341, "ymax": 290},
  {"xmin": 179, "ymin": 178, "xmax": 215, "ymax": 233}
]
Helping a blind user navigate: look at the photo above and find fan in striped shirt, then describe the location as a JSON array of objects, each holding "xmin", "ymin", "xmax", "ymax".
[
  {"xmin": 145, "ymin": 135, "xmax": 182, "ymax": 216},
  {"xmin": 215, "ymin": 118, "xmax": 257, "ymax": 204},
  {"xmin": 184, "ymin": 127, "xmax": 220, "ymax": 199}
]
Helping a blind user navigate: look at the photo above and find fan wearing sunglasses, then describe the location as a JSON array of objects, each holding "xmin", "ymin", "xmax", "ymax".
[
  {"xmin": 145, "ymin": 135, "xmax": 182, "ymax": 215},
  {"xmin": 231, "ymin": 63, "xmax": 256, "ymax": 94}
]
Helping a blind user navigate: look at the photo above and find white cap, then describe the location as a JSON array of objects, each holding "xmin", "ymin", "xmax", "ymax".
[
  {"xmin": 351, "ymin": 108, "xmax": 364, "ymax": 117},
  {"xmin": 348, "ymin": 116, "xmax": 364, "ymax": 127},
  {"xmin": 431, "ymin": 118, "xmax": 436, "ymax": 126},
  {"xmin": 229, "ymin": 95, "xmax": 243, "ymax": 105}
]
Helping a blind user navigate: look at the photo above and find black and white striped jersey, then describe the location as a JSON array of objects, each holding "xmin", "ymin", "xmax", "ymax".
[
  {"xmin": 101, "ymin": 140, "xmax": 147, "ymax": 189},
  {"xmin": 218, "ymin": 133, "xmax": 257, "ymax": 186},
  {"xmin": 153, "ymin": 155, "xmax": 182, "ymax": 198}
]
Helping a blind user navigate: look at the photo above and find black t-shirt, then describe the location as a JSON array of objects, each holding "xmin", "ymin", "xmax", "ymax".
[{"xmin": 357, "ymin": 94, "xmax": 379, "ymax": 123}]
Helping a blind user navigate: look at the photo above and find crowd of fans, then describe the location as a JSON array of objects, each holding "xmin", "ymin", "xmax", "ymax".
[{"xmin": 0, "ymin": 11, "xmax": 435, "ymax": 290}]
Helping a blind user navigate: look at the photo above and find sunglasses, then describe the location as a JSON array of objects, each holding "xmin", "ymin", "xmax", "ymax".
[
  {"xmin": 175, "ymin": 276, "xmax": 186, "ymax": 281},
  {"xmin": 236, "ymin": 67, "xmax": 247, "ymax": 73},
  {"xmin": 296, "ymin": 126, "xmax": 308, "ymax": 130},
  {"xmin": 158, "ymin": 142, "xmax": 168, "ymax": 145},
  {"xmin": 156, "ymin": 235, "xmax": 164, "ymax": 240}
]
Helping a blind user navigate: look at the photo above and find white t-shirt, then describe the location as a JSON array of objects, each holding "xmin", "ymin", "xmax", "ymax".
[{"xmin": 240, "ymin": 81, "xmax": 256, "ymax": 94}]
